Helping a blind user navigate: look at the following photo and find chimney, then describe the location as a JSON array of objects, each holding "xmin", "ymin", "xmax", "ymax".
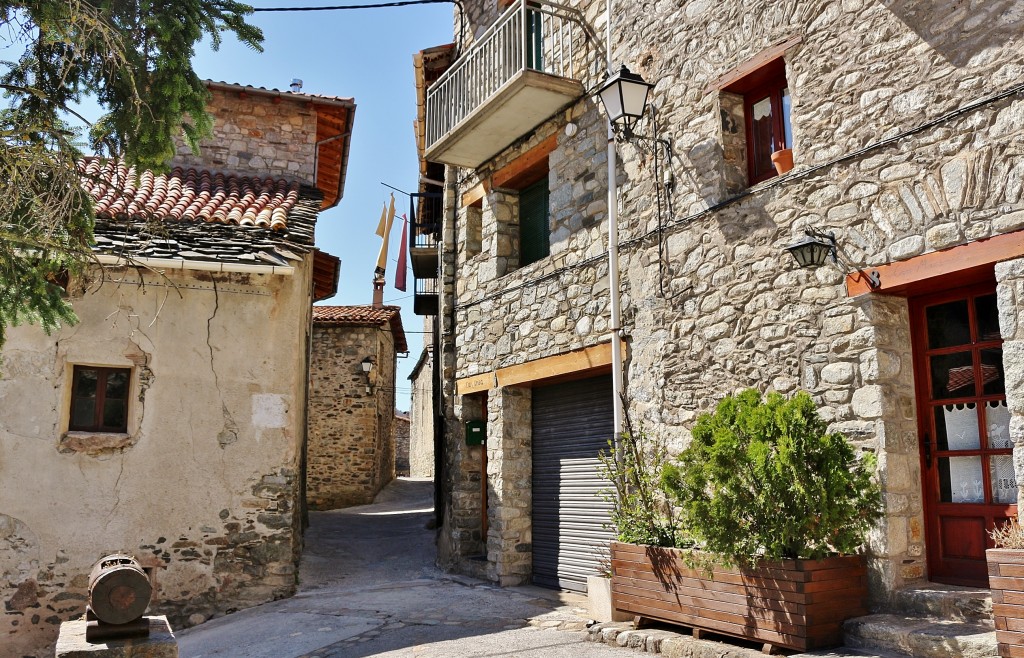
[
  {"xmin": 290, "ymin": 78, "xmax": 303, "ymax": 93},
  {"xmin": 372, "ymin": 278, "xmax": 384, "ymax": 308}
]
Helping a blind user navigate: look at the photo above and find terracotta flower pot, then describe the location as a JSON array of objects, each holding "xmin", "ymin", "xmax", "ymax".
[{"xmin": 771, "ymin": 148, "xmax": 794, "ymax": 175}]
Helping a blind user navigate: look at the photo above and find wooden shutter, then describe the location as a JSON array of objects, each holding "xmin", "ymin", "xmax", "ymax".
[{"xmin": 519, "ymin": 176, "xmax": 549, "ymax": 266}]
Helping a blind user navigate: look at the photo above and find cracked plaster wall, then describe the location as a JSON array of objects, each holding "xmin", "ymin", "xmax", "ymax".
[{"xmin": 0, "ymin": 262, "xmax": 312, "ymax": 657}]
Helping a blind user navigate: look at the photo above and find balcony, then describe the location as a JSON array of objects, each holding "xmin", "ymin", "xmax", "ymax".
[
  {"xmin": 410, "ymin": 191, "xmax": 442, "ymax": 279},
  {"xmin": 411, "ymin": 190, "xmax": 441, "ymax": 316},
  {"xmin": 424, "ymin": 0, "xmax": 602, "ymax": 169}
]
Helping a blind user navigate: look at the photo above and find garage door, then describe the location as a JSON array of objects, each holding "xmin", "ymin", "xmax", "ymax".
[{"xmin": 531, "ymin": 375, "xmax": 616, "ymax": 591}]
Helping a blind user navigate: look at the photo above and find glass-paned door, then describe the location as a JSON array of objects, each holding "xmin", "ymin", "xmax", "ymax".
[{"xmin": 911, "ymin": 284, "xmax": 1015, "ymax": 586}]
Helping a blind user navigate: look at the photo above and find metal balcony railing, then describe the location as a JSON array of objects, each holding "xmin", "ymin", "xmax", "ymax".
[
  {"xmin": 410, "ymin": 191, "xmax": 441, "ymax": 280},
  {"xmin": 424, "ymin": 0, "xmax": 602, "ymax": 150}
]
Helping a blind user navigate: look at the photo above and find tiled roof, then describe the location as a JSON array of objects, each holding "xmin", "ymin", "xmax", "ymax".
[
  {"xmin": 206, "ymin": 81, "xmax": 355, "ymax": 107},
  {"xmin": 313, "ymin": 305, "xmax": 408, "ymax": 353},
  {"xmin": 80, "ymin": 158, "xmax": 322, "ymax": 266},
  {"xmin": 80, "ymin": 159, "xmax": 300, "ymax": 230}
]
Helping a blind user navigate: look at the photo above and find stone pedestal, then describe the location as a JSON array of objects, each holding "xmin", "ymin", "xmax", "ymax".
[
  {"xmin": 587, "ymin": 575, "xmax": 631, "ymax": 622},
  {"xmin": 55, "ymin": 616, "xmax": 177, "ymax": 658}
]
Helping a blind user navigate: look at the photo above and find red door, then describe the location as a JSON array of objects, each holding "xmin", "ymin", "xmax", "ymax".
[{"xmin": 911, "ymin": 283, "xmax": 1016, "ymax": 586}]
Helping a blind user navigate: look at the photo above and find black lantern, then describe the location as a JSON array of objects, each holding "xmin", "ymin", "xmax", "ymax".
[
  {"xmin": 597, "ymin": 65, "xmax": 654, "ymax": 135},
  {"xmin": 786, "ymin": 230, "xmax": 837, "ymax": 268}
]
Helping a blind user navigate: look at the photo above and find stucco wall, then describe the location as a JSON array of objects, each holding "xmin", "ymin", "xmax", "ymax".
[
  {"xmin": 307, "ymin": 323, "xmax": 396, "ymax": 509},
  {"xmin": 435, "ymin": 0, "xmax": 1024, "ymax": 603},
  {"xmin": 409, "ymin": 349, "xmax": 435, "ymax": 478},
  {"xmin": 0, "ymin": 263, "xmax": 312, "ymax": 657}
]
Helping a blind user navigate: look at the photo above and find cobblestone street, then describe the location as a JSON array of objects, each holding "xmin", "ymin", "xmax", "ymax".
[{"xmin": 176, "ymin": 478, "xmax": 637, "ymax": 657}]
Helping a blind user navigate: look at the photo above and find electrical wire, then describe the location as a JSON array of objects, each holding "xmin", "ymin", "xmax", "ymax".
[
  {"xmin": 253, "ymin": 0, "xmax": 452, "ymax": 12},
  {"xmin": 250, "ymin": 0, "xmax": 466, "ymax": 54},
  {"xmin": 454, "ymin": 79, "xmax": 1024, "ymax": 311}
]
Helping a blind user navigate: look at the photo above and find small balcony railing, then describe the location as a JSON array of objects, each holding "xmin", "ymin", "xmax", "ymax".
[
  {"xmin": 424, "ymin": 0, "xmax": 602, "ymax": 168},
  {"xmin": 410, "ymin": 191, "xmax": 441, "ymax": 279}
]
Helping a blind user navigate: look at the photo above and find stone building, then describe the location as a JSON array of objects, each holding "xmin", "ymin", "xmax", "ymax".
[
  {"xmin": 411, "ymin": 0, "xmax": 1024, "ymax": 644},
  {"xmin": 307, "ymin": 305, "xmax": 407, "ymax": 509},
  {"xmin": 408, "ymin": 348, "xmax": 436, "ymax": 478},
  {"xmin": 0, "ymin": 81, "xmax": 353, "ymax": 657},
  {"xmin": 395, "ymin": 411, "xmax": 411, "ymax": 476}
]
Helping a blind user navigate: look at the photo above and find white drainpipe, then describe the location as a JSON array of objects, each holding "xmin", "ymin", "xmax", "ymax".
[{"xmin": 606, "ymin": 0, "xmax": 624, "ymax": 438}]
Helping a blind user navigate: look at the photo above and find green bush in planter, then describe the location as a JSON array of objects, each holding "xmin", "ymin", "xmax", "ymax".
[
  {"xmin": 599, "ymin": 427, "xmax": 684, "ymax": 548},
  {"xmin": 661, "ymin": 389, "xmax": 882, "ymax": 565}
]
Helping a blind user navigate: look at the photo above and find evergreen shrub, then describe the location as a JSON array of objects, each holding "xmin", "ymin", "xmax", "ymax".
[{"xmin": 660, "ymin": 389, "xmax": 882, "ymax": 565}]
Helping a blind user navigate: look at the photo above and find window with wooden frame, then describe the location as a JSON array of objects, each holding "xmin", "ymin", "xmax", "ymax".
[
  {"xmin": 709, "ymin": 38, "xmax": 801, "ymax": 190},
  {"xmin": 69, "ymin": 366, "xmax": 131, "ymax": 433},
  {"xmin": 491, "ymin": 133, "xmax": 556, "ymax": 270},
  {"xmin": 724, "ymin": 57, "xmax": 792, "ymax": 184},
  {"xmin": 519, "ymin": 175, "xmax": 550, "ymax": 266}
]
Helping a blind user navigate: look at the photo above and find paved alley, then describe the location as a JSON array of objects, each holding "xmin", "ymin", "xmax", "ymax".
[{"xmin": 177, "ymin": 478, "xmax": 637, "ymax": 657}]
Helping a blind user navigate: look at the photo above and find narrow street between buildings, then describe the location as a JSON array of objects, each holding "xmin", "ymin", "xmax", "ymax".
[{"xmin": 177, "ymin": 478, "xmax": 637, "ymax": 658}]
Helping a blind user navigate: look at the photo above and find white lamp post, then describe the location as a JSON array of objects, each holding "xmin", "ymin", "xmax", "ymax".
[{"xmin": 595, "ymin": 63, "xmax": 655, "ymax": 440}]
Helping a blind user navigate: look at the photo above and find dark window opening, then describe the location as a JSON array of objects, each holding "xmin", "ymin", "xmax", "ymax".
[
  {"xmin": 519, "ymin": 175, "xmax": 550, "ymax": 267},
  {"xmin": 70, "ymin": 366, "xmax": 131, "ymax": 433}
]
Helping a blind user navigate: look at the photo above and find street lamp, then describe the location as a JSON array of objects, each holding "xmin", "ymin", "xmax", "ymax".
[
  {"xmin": 786, "ymin": 230, "xmax": 837, "ymax": 268},
  {"xmin": 596, "ymin": 65, "xmax": 655, "ymax": 137},
  {"xmin": 594, "ymin": 63, "xmax": 656, "ymax": 442},
  {"xmin": 361, "ymin": 357, "xmax": 374, "ymax": 394}
]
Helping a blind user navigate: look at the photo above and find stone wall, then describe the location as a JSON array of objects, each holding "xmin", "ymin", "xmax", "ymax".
[
  {"xmin": 395, "ymin": 414, "xmax": 411, "ymax": 476},
  {"xmin": 0, "ymin": 264, "xmax": 312, "ymax": 657},
  {"xmin": 435, "ymin": 0, "xmax": 1024, "ymax": 602},
  {"xmin": 171, "ymin": 86, "xmax": 317, "ymax": 185},
  {"xmin": 997, "ymin": 259, "xmax": 1024, "ymax": 506},
  {"xmin": 307, "ymin": 322, "xmax": 397, "ymax": 509}
]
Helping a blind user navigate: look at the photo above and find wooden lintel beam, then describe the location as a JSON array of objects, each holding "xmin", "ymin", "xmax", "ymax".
[
  {"xmin": 492, "ymin": 133, "xmax": 558, "ymax": 190},
  {"xmin": 845, "ymin": 228, "xmax": 1024, "ymax": 297},
  {"xmin": 704, "ymin": 35, "xmax": 803, "ymax": 95},
  {"xmin": 454, "ymin": 340, "xmax": 626, "ymax": 395},
  {"xmin": 462, "ymin": 182, "xmax": 488, "ymax": 208}
]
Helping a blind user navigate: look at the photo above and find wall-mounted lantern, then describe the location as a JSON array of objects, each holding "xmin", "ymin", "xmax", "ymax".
[
  {"xmin": 361, "ymin": 357, "xmax": 374, "ymax": 394},
  {"xmin": 596, "ymin": 65, "xmax": 655, "ymax": 138},
  {"xmin": 785, "ymin": 228, "xmax": 882, "ymax": 289},
  {"xmin": 786, "ymin": 229, "xmax": 837, "ymax": 268}
]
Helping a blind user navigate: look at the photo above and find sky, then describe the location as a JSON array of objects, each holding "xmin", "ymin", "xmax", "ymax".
[{"xmin": 176, "ymin": 3, "xmax": 453, "ymax": 410}]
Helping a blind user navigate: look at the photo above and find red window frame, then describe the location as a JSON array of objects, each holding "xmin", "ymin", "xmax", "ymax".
[
  {"xmin": 69, "ymin": 366, "xmax": 131, "ymax": 433},
  {"xmin": 744, "ymin": 81, "xmax": 790, "ymax": 184},
  {"xmin": 723, "ymin": 57, "xmax": 792, "ymax": 185}
]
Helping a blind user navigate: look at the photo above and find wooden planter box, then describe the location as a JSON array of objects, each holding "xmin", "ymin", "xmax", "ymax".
[
  {"xmin": 987, "ymin": 548, "xmax": 1024, "ymax": 658},
  {"xmin": 610, "ymin": 541, "xmax": 868, "ymax": 652}
]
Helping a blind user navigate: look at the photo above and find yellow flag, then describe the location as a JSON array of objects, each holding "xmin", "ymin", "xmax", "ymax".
[
  {"xmin": 374, "ymin": 194, "xmax": 396, "ymax": 276},
  {"xmin": 374, "ymin": 202, "xmax": 388, "ymax": 238}
]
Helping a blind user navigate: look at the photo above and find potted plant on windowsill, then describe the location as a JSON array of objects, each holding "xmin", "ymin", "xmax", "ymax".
[
  {"xmin": 608, "ymin": 390, "xmax": 882, "ymax": 652},
  {"xmin": 771, "ymin": 148, "xmax": 794, "ymax": 175},
  {"xmin": 988, "ymin": 519, "xmax": 1024, "ymax": 657}
]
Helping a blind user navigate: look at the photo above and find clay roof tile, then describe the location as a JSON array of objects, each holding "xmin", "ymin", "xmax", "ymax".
[{"xmin": 77, "ymin": 158, "xmax": 303, "ymax": 232}]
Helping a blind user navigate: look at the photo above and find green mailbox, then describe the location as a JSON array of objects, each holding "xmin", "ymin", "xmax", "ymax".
[{"xmin": 465, "ymin": 420, "xmax": 486, "ymax": 446}]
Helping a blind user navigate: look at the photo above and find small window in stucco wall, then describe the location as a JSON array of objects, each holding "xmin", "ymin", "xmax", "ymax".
[{"xmin": 69, "ymin": 365, "xmax": 131, "ymax": 433}]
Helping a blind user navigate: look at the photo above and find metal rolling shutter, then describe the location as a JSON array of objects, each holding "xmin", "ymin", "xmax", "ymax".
[{"xmin": 532, "ymin": 375, "xmax": 615, "ymax": 592}]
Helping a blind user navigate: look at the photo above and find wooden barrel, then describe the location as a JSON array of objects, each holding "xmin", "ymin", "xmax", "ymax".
[{"xmin": 88, "ymin": 554, "xmax": 152, "ymax": 625}]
